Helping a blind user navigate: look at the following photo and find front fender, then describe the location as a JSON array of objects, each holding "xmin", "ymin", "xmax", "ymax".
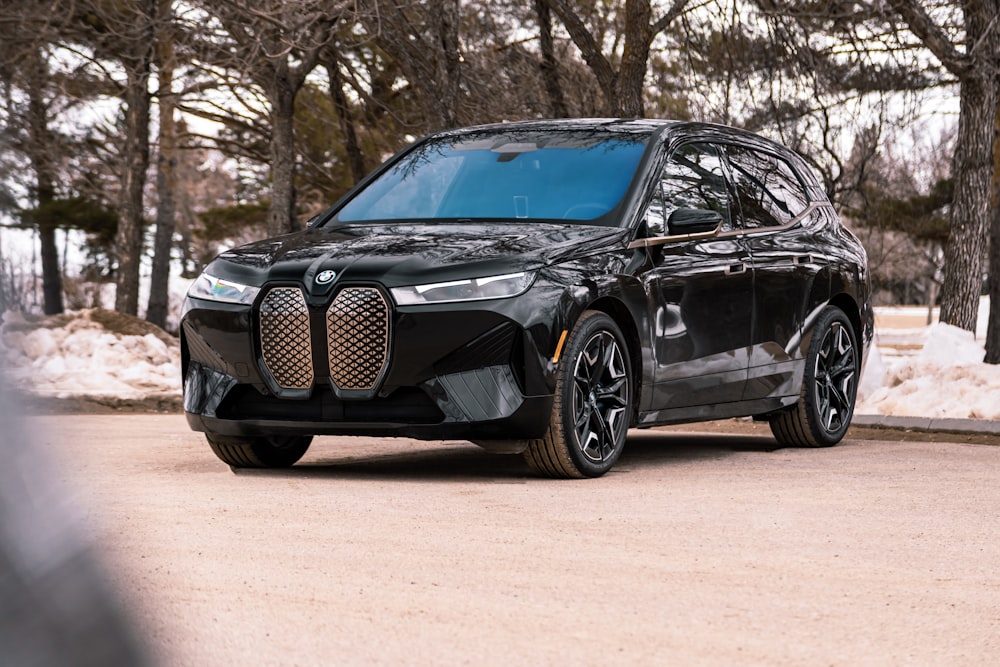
[{"xmin": 532, "ymin": 266, "xmax": 653, "ymax": 413}]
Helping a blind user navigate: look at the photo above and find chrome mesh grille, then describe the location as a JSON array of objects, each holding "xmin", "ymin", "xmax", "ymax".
[
  {"xmin": 326, "ymin": 287, "xmax": 390, "ymax": 392},
  {"xmin": 259, "ymin": 287, "xmax": 314, "ymax": 390}
]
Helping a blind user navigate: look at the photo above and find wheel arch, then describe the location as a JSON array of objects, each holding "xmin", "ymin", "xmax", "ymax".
[{"xmin": 828, "ymin": 292, "xmax": 862, "ymax": 349}]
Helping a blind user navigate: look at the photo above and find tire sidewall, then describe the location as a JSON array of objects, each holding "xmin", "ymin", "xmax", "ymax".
[{"xmin": 206, "ymin": 433, "xmax": 312, "ymax": 468}]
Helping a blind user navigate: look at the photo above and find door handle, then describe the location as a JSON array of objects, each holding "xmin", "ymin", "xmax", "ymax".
[{"xmin": 725, "ymin": 262, "xmax": 747, "ymax": 275}]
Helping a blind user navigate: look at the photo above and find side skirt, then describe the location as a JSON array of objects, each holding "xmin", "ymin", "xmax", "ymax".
[{"xmin": 635, "ymin": 395, "xmax": 798, "ymax": 428}]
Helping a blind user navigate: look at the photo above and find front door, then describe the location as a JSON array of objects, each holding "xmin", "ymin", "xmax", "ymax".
[{"xmin": 643, "ymin": 143, "xmax": 753, "ymax": 411}]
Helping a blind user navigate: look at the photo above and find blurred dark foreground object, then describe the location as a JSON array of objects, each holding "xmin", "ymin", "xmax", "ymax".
[{"xmin": 0, "ymin": 370, "xmax": 149, "ymax": 665}]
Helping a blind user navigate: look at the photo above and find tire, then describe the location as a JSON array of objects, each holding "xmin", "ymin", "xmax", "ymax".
[
  {"xmin": 523, "ymin": 311, "xmax": 632, "ymax": 478},
  {"xmin": 770, "ymin": 306, "xmax": 859, "ymax": 447},
  {"xmin": 206, "ymin": 434, "xmax": 313, "ymax": 468}
]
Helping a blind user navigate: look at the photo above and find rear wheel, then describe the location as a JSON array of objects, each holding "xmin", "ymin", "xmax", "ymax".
[
  {"xmin": 523, "ymin": 311, "xmax": 632, "ymax": 478},
  {"xmin": 206, "ymin": 434, "xmax": 313, "ymax": 468},
  {"xmin": 770, "ymin": 306, "xmax": 858, "ymax": 447}
]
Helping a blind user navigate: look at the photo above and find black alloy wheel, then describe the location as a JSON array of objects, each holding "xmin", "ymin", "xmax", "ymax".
[
  {"xmin": 207, "ymin": 434, "xmax": 313, "ymax": 468},
  {"xmin": 572, "ymin": 329, "xmax": 630, "ymax": 463},
  {"xmin": 770, "ymin": 306, "xmax": 858, "ymax": 447},
  {"xmin": 524, "ymin": 311, "xmax": 632, "ymax": 478}
]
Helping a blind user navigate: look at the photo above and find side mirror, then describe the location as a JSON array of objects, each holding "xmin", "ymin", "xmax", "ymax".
[
  {"xmin": 626, "ymin": 207, "xmax": 724, "ymax": 250},
  {"xmin": 667, "ymin": 208, "xmax": 723, "ymax": 236}
]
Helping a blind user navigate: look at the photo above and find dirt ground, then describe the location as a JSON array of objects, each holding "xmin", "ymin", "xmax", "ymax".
[{"xmin": 29, "ymin": 414, "xmax": 1000, "ymax": 666}]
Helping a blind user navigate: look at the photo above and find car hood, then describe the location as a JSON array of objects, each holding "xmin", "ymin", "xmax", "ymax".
[{"xmin": 205, "ymin": 222, "xmax": 628, "ymax": 288}]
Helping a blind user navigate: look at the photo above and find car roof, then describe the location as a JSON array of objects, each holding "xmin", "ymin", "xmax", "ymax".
[
  {"xmin": 431, "ymin": 118, "xmax": 676, "ymax": 138},
  {"xmin": 429, "ymin": 118, "xmax": 800, "ymax": 155}
]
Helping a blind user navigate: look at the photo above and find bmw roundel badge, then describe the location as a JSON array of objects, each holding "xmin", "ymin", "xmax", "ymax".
[{"xmin": 316, "ymin": 270, "xmax": 337, "ymax": 285}]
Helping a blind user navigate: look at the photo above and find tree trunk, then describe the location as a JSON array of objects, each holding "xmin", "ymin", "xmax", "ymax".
[
  {"xmin": 326, "ymin": 57, "xmax": 366, "ymax": 185},
  {"xmin": 616, "ymin": 0, "xmax": 653, "ymax": 117},
  {"xmin": 534, "ymin": 0, "xmax": 569, "ymax": 118},
  {"xmin": 434, "ymin": 0, "xmax": 461, "ymax": 128},
  {"xmin": 37, "ymin": 223, "xmax": 61, "ymax": 315},
  {"xmin": 267, "ymin": 73, "xmax": 298, "ymax": 237},
  {"xmin": 0, "ymin": 233, "xmax": 6, "ymax": 312},
  {"xmin": 25, "ymin": 47, "xmax": 63, "ymax": 315},
  {"xmin": 543, "ymin": 0, "xmax": 685, "ymax": 117},
  {"xmin": 985, "ymin": 102, "xmax": 1000, "ymax": 363},
  {"xmin": 147, "ymin": 0, "xmax": 176, "ymax": 329},
  {"xmin": 938, "ymin": 71, "xmax": 994, "ymax": 332},
  {"xmin": 114, "ymin": 1, "xmax": 155, "ymax": 316}
]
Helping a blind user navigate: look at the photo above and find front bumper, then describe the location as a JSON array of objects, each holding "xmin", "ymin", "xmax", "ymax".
[{"xmin": 181, "ymin": 285, "xmax": 559, "ymax": 441}]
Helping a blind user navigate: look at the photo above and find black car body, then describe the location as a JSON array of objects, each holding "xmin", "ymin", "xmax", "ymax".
[{"xmin": 182, "ymin": 119, "xmax": 873, "ymax": 477}]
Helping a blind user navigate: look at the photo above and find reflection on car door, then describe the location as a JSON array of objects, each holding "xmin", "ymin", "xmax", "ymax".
[
  {"xmin": 643, "ymin": 143, "xmax": 753, "ymax": 412},
  {"xmin": 724, "ymin": 144, "xmax": 821, "ymax": 401}
]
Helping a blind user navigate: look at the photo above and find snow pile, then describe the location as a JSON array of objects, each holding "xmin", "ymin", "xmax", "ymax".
[
  {"xmin": 0, "ymin": 309, "xmax": 181, "ymax": 401},
  {"xmin": 858, "ymin": 322, "xmax": 1000, "ymax": 420}
]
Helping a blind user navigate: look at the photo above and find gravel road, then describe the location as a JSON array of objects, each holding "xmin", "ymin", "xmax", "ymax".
[{"xmin": 29, "ymin": 414, "xmax": 1000, "ymax": 665}]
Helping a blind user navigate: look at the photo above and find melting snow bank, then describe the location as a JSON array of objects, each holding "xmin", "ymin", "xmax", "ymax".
[
  {"xmin": 859, "ymin": 323, "xmax": 1000, "ymax": 420},
  {"xmin": 0, "ymin": 309, "xmax": 181, "ymax": 408}
]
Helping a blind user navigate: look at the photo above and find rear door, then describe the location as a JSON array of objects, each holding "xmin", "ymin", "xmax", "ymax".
[{"xmin": 723, "ymin": 144, "xmax": 821, "ymax": 401}]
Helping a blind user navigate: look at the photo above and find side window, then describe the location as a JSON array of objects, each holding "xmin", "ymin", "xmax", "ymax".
[
  {"xmin": 646, "ymin": 143, "xmax": 732, "ymax": 236},
  {"xmin": 726, "ymin": 145, "xmax": 810, "ymax": 229}
]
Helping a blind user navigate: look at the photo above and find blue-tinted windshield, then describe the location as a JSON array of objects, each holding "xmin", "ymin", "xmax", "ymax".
[{"xmin": 336, "ymin": 132, "xmax": 648, "ymax": 223}]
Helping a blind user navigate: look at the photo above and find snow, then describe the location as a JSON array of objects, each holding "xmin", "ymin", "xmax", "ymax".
[
  {"xmin": 0, "ymin": 298, "xmax": 997, "ymax": 421},
  {"xmin": 0, "ymin": 309, "xmax": 181, "ymax": 401},
  {"xmin": 858, "ymin": 321, "xmax": 1000, "ymax": 420}
]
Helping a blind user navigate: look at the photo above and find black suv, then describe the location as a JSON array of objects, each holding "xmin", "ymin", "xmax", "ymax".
[{"xmin": 182, "ymin": 119, "xmax": 873, "ymax": 478}]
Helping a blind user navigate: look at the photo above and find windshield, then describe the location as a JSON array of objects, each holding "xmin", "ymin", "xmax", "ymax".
[{"xmin": 334, "ymin": 130, "xmax": 650, "ymax": 225}]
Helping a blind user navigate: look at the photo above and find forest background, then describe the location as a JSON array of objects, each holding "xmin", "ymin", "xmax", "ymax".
[{"xmin": 2, "ymin": 0, "xmax": 1000, "ymax": 363}]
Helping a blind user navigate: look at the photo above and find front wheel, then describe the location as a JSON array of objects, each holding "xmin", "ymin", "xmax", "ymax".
[
  {"xmin": 523, "ymin": 311, "xmax": 632, "ymax": 478},
  {"xmin": 770, "ymin": 306, "xmax": 859, "ymax": 447},
  {"xmin": 206, "ymin": 434, "xmax": 313, "ymax": 468}
]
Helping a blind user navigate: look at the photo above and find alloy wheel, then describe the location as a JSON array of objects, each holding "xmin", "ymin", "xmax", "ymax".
[
  {"xmin": 571, "ymin": 331, "xmax": 630, "ymax": 463},
  {"xmin": 813, "ymin": 321, "xmax": 857, "ymax": 434}
]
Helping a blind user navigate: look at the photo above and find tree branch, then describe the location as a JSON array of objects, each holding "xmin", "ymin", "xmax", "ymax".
[
  {"xmin": 651, "ymin": 0, "xmax": 696, "ymax": 36},
  {"xmin": 883, "ymin": 0, "xmax": 971, "ymax": 78},
  {"xmin": 542, "ymin": 0, "xmax": 616, "ymax": 95}
]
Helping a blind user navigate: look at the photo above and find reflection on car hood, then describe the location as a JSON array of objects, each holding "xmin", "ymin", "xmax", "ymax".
[{"xmin": 208, "ymin": 222, "xmax": 628, "ymax": 287}]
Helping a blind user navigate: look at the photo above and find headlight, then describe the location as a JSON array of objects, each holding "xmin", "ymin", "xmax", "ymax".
[
  {"xmin": 391, "ymin": 271, "xmax": 535, "ymax": 305},
  {"xmin": 187, "ymin": 272, "xmax": 260, "ymax": 305}
]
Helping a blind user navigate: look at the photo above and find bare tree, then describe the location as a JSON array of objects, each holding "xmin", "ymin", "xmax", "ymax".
[
  {"xmin": 199, "ymin": 0, "xmax": 342, "ymax": 237},
  {"xmin": 146, "ymin": 0, "xmax": 178, "ymax": 328},
  {"xmin": 56, "ymin": 0, "xmax": 159, "ymax": 315},
  {"xmin": 542, "ymin": 0, "xmax": 693, "ymax": 116},
  {"xmin": 355, "ymin": 0, "xmax": 464, "ymax": 130},
  {"xmin": 878, "ymin": 0, "xmax": 1000, "ymax": 335},
  {"xmin": 0, "ymin": 5, "xmax": 65, "ymax": 314},
  {"xmin": 115, "ymin": 0, "xmax": 157, "ymax": 316},
  {"xmin": 326, "ymin": 46, "xmax": 367, "ymax": 185},
  {"xmin": 534, "ymin": 0, "xmax": 569, "ymax": 117},
  {"xmin": 20, "ymin": 47, "xmax": 64, "ymax": 315}
]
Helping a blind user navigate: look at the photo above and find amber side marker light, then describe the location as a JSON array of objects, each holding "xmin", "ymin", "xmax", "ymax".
[{"xmin": 552, "ymin": 329, "xmax": 569, "ymax": 364}]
